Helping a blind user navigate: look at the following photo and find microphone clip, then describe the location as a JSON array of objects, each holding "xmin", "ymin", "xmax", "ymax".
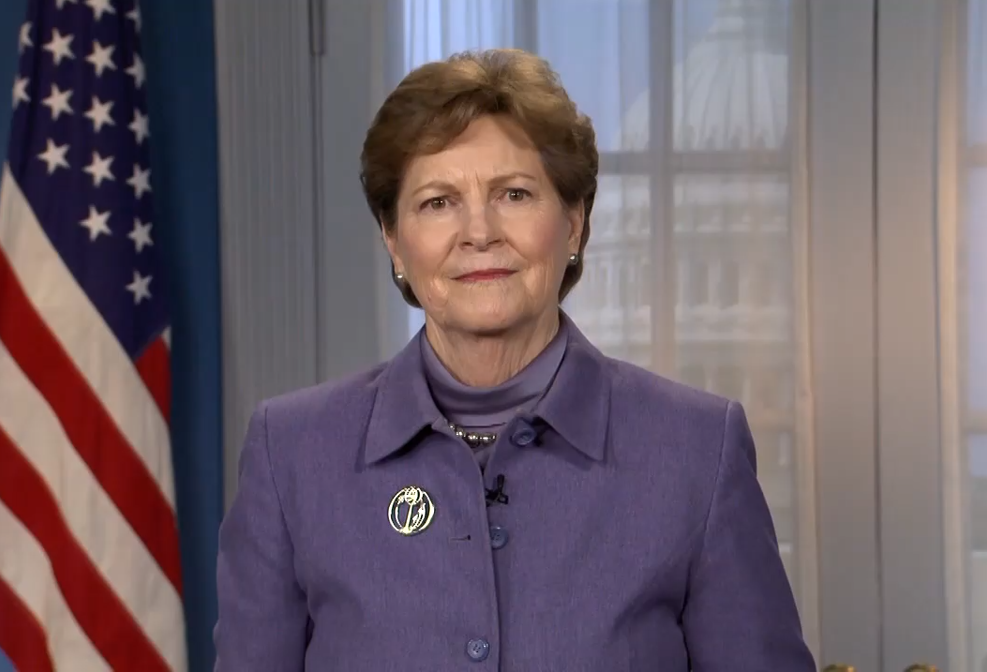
[{"xmin": 484, "ymin": 474, "xmax": 509, "ymax": 506}]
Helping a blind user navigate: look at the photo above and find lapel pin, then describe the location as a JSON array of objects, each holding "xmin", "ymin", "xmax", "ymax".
[{"xmin": 387, "ymin": 485, "xmax": 435, "ymax": 536}]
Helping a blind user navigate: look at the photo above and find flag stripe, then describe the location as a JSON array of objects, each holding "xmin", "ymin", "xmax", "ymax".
[
  {"xmin": 0, "ymin": 574, "xmax": 56, "ymax": 672},
  {"xmin": 0, "ymin": 441, "xmax": 168, "ymax": 671},
  {"xmin": 136, "ymin": 336, "xmax": 171, "ymax": 423},
  {"xmin": 0, "ymin": 166, "xmax": 175, "ymax": 507},
  {"xmin": 0, "ymin": 505, "xmax": 108, "ymax": 671},
  {"xmin": 0, "ymin": 339, "xmax": 185, "ymax": 668},
  {"xmin": 0, "ymin": 247, "xmax": 183, "ymax": 593}
]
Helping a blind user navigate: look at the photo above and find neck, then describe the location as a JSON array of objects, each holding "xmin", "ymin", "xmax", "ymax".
[{"xmin": 425, "ymin": 311, "xmax": 561, "ymax": 388}]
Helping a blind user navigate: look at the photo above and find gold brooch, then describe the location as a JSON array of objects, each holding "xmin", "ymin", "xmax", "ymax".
[{"xmin": 387, "ymin": 485, "xmax": 435, "ymax": 536}]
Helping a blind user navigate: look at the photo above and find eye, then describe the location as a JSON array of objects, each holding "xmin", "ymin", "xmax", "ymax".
[
  {"xmin": 420, "ymin": 197, "xmax": 447, "ymax": 211},
  {"xmin": 505, "ymin": 188, "xmax": 531, "ymax": 202}
]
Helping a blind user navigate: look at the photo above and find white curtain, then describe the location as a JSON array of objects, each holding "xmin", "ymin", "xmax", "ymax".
[{"xmin": 947, "ymin": 0, "xmax": 987, "ymax": 668}]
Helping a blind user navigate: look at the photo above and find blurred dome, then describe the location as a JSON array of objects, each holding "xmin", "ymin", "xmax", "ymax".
[
  {"xmin": 572, "ymin": 0, "xmax": 794, "ymax": 352},
  {"xmin": 615, "ymin": 0, "xmax": 790, "ymax": 153}
]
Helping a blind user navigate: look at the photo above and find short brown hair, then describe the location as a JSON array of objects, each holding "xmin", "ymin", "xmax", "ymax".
[{"xmin": 360, "ymin": 48, "xmax": 599, "ymax": 308}]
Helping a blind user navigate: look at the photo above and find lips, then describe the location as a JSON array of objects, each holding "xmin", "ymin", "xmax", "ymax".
[{"xmin": 455, "ymin": 269, "xmax": 516, "ymax": 282}]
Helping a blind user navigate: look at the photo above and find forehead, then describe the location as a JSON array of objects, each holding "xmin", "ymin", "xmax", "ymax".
[{"xmin": 402, "ymin": 116, "xmax": 546, "ymax": 187}]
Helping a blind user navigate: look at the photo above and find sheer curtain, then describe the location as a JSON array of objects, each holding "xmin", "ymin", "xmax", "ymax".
[
  {"xmin": 945, "ymin": 0, "xmax": 987, "ymax": 667},
  {"xmin": 966, "ymin": 0, "xmax": 987, "ymax": 657},
  {"xmin": 398, "ymin": 0, "xmax": 819, "ymax": 649}
]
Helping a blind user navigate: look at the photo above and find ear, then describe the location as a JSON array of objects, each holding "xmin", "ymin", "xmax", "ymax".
[
  {"xmin": 381, "ymin": 226, "xmax": 405, "ymax": 275},
  {"xmin": 565, "ymin": 201, "xmax": 585, "ymax": 256}
]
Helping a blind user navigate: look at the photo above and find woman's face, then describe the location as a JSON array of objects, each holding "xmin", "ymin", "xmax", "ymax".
[{"xmin": 385, "ymin": 115, "xmax": 583, "ymax": 337}]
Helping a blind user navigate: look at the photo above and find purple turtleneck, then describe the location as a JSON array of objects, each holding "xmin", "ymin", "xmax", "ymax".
[{"xmin": 421, "ymin": 319, "xmax": 568, "ymax": 470}]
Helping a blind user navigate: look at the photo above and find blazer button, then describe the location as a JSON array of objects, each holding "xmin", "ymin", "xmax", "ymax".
[
  {"xmin": 489, "ymin": 525, "xmax": 509, "ymax": 549},
  {"xmin": 466, "ymin": 638, "xmax": 490, "ymax": 662},
  {"xmin": 511, "ymin": 425, "xmax": 537, "ymax": 446}
]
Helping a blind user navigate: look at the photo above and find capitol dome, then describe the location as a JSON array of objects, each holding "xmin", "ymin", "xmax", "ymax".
[
  {"xmin": 590, "ymin": 0, "xmax": 792, "ymax": 231},
  {"xmin": 570, "ymin": 0, "xmax": 794, "ymax": 356},
  {"xmin": 616, "ymin": 0, "xmax": 790, "ymax": 153}
]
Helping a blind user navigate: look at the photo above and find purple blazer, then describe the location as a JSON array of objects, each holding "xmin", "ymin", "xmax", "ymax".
[{"xmin": 214, "ymin": 320, "xmax": 816, "ymax": 671}]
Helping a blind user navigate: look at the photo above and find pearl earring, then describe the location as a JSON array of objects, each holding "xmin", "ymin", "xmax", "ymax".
[
  {"xmin": 567, "ymin": 253, "xmax": 579, "ymax": 266},
  {"xmin": 395, "ymin": 272, "xmax": 405, "ymax": 282}
]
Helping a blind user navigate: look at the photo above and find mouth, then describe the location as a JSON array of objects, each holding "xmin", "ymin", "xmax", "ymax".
[{"xmin": 454, "ymin": 269, "xmax": 517, "ymax": 282}]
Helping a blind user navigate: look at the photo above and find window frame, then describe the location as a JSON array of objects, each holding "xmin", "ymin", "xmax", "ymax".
[
  {"xmin": 525, "ymin": 0, "xmax": 822, "ymax": 657},
  {"xmin": 393, "ymin": 0, "xmax": 825, "ymax": 657}
]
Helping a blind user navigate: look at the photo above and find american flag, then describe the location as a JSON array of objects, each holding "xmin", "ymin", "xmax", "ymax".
[{"xmin": 0, "ymin": 0, "xmax": 186, "ymax": 670}]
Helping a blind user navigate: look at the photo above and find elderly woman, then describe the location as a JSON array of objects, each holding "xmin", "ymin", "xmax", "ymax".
[{"xmin": 214, "ymin": 49, "xmax": 816, "ymax": 671}]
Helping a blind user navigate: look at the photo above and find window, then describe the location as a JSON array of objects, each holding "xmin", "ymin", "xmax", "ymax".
[
  {"xmin": 749, "ymin": 262, "xmax": 773, "ymax": 307},
  {"xmin": 678, "ymin": 362, "xmax": 707, "ymax": 390},
  {"xmin": 684, "ymin": 260, "xmax": 709, "ymax": 307},
  {"xmin": 713, "ymin": 364, "xmax": 747, "ymax": 402},
  {"xmin": 717, "ymin": 259, "xmax": 741, "ymax": 308},
  {"xmin": 398, "ymin": 0, "xmax": 804, "ymax": 567},
  {"xmin": 750, "ymin": 365, "xmax": 793, "ymax": 415},
  {"xmin": 403, "ymin": 0, "xmax": 516, "ymax": 67}
]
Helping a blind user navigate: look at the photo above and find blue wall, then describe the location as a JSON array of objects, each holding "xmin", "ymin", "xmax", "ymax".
[{"xmin": 0, "ymin": 1, "xmax": 223, "ymax": 670}]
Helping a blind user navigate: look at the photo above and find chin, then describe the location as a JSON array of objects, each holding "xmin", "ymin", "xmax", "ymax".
[{"xmin": 450, "ymin": 302, "xmax": 527, "ymax": 337}]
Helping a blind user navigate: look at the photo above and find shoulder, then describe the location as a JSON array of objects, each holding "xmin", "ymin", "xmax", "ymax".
[
  {"xmin": 600, "ymin": 355, "xmax": 748, "ymax": 471},
  {"xmin": 594, "ymin": 355, "xmax": 764, "ymax": 547},
  {"xmin": 256, "ymin": 362, "xmax": 388, "ymax": 439},
  {"xmin": 605, "ymin": 355, "xmax": 734, "ymax": 432}
]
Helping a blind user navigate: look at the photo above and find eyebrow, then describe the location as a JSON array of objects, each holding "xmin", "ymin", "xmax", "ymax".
[{"xmin": 409, "ymin": 171, "xmax": 539, "ymax": 198}]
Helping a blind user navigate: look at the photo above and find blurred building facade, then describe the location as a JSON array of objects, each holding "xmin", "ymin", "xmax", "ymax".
[{"xmin": 565, "ymin": 0, "xmax": 798, "ymax": 545}]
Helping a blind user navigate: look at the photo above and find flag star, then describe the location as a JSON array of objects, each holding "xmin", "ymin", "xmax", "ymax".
[
  {"xmin": 129, "ymin": 218, "xmax": 153, "ymax": 252},
  {"xmin": 126, "ymin": 54, "xmax": 145, "ymax": 89},
  {"xmin": 126, "ymin": 164, "xmax": 151, "ymax": 198},
  {"xmin": 80, "ymin": 205, "xmax": 111, "ymax": 241},
  {"xmin": 55, "ymin": 0, "xmax": 79, "ymax": 8},
  {"xmin": 41, "ymin": 84, "xmax": 73, "ymax": 120},
  {"xmin": 19, "ymin": 22, "xmax": 32, "ymax": 53},
  {"xmin": 85, "ymin": 0, "xmax": 116, "ymax": 21},
  {"xmin": 84, "ymin": 96, "xmax": 114, "ymax": 132},
  {"xmin": 86, "ymin": 40, "xmax": 116, "ymax": 76},
  {"xmin": 12, "ymin": 77, "xmax": 29, "ymax": 109},
  {"xmin": 126, "ymin": 270, "xmax": 153, "ymax": 305},
  {"xmin": 129, "ymin": 108, "xmax": 150, "ymax": 143},
  {"xmin": 126, "ymin": 6, "xmax": 141, "ymax": 32},
  {"xmin": 38, "ymin": 139, "xmax": 69, "ymax": 174},
  {"xmin": 43, "ymin": 28, "xmax": 74, "ymax": 65},
  {"xmin": 83, "ymin": 151, "xmax": 114, "ymax": 187}
]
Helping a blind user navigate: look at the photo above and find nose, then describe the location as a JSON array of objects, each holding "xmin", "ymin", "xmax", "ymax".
[{"xmin": 459, "ymin": 202, "xmax": 503, "ymax": 250}]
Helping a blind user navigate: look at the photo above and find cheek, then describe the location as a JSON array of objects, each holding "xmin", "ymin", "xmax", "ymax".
[
  {"xmin": 511, "ymin": 216, "xmax": 570, "ymax": 273},
  {"xmin": 395, "ymin": 230, "xmax": 457, "ymax": 307},
  {"xmin": 397, "ymin": 225, "xmax": 451, "ymax": 279}
]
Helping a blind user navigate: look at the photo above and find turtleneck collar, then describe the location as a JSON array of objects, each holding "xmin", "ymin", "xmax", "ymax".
[{"xmin": 420, "ymin": 317, "xmax": 569, "ymax": 429}]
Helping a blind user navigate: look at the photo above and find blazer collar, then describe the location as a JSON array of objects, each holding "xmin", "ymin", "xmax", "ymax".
[
  {"xmin": 363, "ymin": 328, "xmax": 441, "ymax": 465},
  {"xmin": 363, "ymin": 312, "xmax": 612, "ymax": 464},
  {"xmin": 533, "ymin": 313, "xmax": 611, "ymax": 461}
]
